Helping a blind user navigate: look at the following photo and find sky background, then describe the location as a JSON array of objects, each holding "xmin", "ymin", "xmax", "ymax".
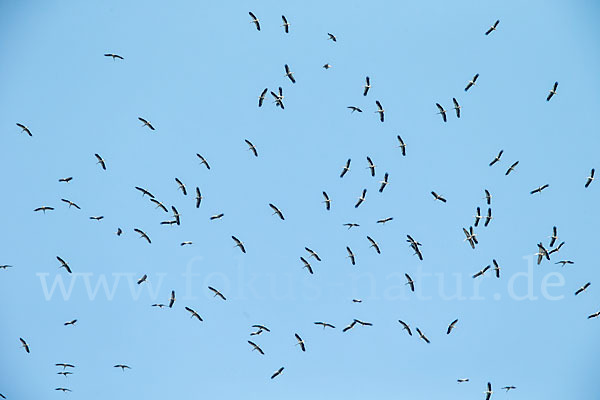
[{"xmin": 1, "ymin": 0, "xmax": 599, "ymax": 398}]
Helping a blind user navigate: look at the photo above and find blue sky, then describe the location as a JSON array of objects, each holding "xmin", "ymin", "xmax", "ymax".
[{"xmin": 1, "ymin": 0, "xmax": 599, "ymax": 398}]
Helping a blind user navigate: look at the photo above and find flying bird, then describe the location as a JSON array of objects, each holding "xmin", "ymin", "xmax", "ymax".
[
  {"xmin": 180, "ymin": 241, "xmax": 193, "ymax": 246},
  {"xmin": 452, "ymin": 98, "xmax": 461, "ymax": 118},
  {"xmin": 150, "ymin": 198, "xmax": 168, "ymax": 212},
  {"xmin": 245, "ymin": 139, "xmax": 258, "ymax": 157},
  {"xmin": 55, "ymin": 388, "xmax": 72, "ymax": 392},
  {"xmin": 116, "ymin": 228, "xmax": 123, "ymax": 236},
  {"xmin": 281, "ymin": 15, "xmax": 290, "ymax": 33},
  {"xmin": 210, "ymin": 213, "xmax": 224, "ymax": 220},
  {"xmin": 137, "ymin": 274, "xmax": 147, "ymax": 285},
  {"xmin": 416, "ymin": 328, "xmax": 430, "ymax": 343},
  {"xmin": 169, "ymin": 290, "xmax": 176, "ymax": 308},
  {"xmin": 398, "ymin": 320, "xmax": 412, "ymax": 336},
  {"xmin": 64, "ymin": 319, "xmax": 77, "ymax": 326},
  {"xmin": 464, "ymin": 73, "xmax": 479, "ymax": 91},
  {"xmin": 208, "ymin": 286, "xmax": 226, "ymax": 300},
  {"xmin": 366, "ymin": 156, "xmax": 376, "ymax": 176},
  {"xmin": 16, "ymin": 123, "xmax": 32, "ymax": 136},
  {"xmin": 585, "ymin": 168, "xmax": 595, "ymax": 188},
  {"xmin": 436, "ymin": 103, "xmax": 447, "ymax": 122},
  {"xmin": 61, "ymin": 199, "xmax": 81, "ymax": 209},
  {"xmin": 489, "ymin": 150, "xmax": 503, "ymax": 166},
  {"xmin": 457, "ymin": 378, "xmax": 470, "ymax": 383},
  {"xmin": 327, "ymin": 33, "xmax": 337, "ymax": 42},
  {"xmin": 300, "ymin": 257, "xmax": 313, "ymax": 274},
  {"xmin": 56, "ymin": 363, "xmax": 75, "ymax": 369},
  {"xmin": 284, "ymin": 64, "xmax": 296, "ymax": 83},
  {"xmin": 405, "ymin": 273, "xmax": 415, "ymax": 292},
  {"xmin": 379, "ymin": 173, "xmax": 389, "ymax": 193},
  {"xmin": 447, "ymin": 319, "xmax": 458, "ymax": 335},
  {"xmin": 431, "ymin": 191, "xmax": 447, "ymax": 202},
  {"xmin": 530, "ymin": 184, "xmax": 549, "ymax": 194},
  {"xmin": 56, "ymin": 256, "xmax": 72, "ymax": 274},
  {"xmin": 485, "ymin": 20, "xmax": 500, "ymax": 35},
  {"xmin": 549, "ymin": 226, "xmax": 558, "ymax": 247},
  {"xmin": 375, "ymin": 101, "xmax": 384, "ymax": 122},
  {"xmin": 546, "ymin": 81, "xmax": 558, "ymax": 101},
  {"xmin": 322, "ymin": 63, "xmax": 332, "ymax": 69},
  {"xmin": 185, "ymin": 307, "xmax": 203, "ymax": 321},
  {"xmin": 355, "ymin": 189, "xmax": 367, "ymax": 208},
  {"xmin": 473, "ymin": 265, "xmax": 490, "ymax": 278},
  {"xmin": 555, "ymin": 260, "xmax": 574, "ymax": 267},
  {"xmin": 294, "ymin": 333, "xmax": 306, "ymax": 351},
  {"xmin": 474, "ymin": 207, "xmax": 483, "ymax": 227},
  {"xmin": 34, "ymin": 206, "xmax": 54, "ymax": 213},
  {"xmin": 258, "ymin": 88, "xmax": 268, "ymax": 107},
  {"xmin": 94, "ymin": 153, "xmax": 106, "ymax": 170},
  {"xmin": 493, "ymin": 259, "xmax": 501, "ymax": 278},
  {"xmin": 138, "ymin": 117, "xmax": 155, "ymax": 130},
  {"xmin": 248, "ymin": 12, "xmax": 260, "ymax": 31},
  {"xmin": 322, "ymin": 191, "xmax": 332, "ymax": 210},
  {"xmin": 20, "ymin": 338, "xmax": 30, "ymax": 353},
  {"xmin": 484, "ymin": 208, "xmax": 493, "ymax": 227},
  {"xmin": 232, "ymin": 236, "xmax": 246, "ymax": 253},
  {"xmin": 89, "ymin": 216, "xmax": 104, "ymax": 221},
  {"xmin": 343, "ymin": 223, "xmax": 360, "ymax": 229},
  {"xmin": 396, "ymin": 135, "xmax": 406, "ymax": 156},
  {"xmin": 271, "ymin": 367, "xmax": 284, "ymax": 379},
  {"xmin": 502, "ymin": 386, "xmax": 517, "ymax": 392},
  {"xmin": 377, "ymin": 217, "xmax": 393, "ymax": 224},
  {"xmin": 340, "ymin": 159, "xmax": 351, "ymax": 178},
  {"xmin": 135, "ymin": 186, "xmax": 155, "ymax": 198},
  {"xmin": 114, "ymin": 365, "xmax": 131, "ymax": 371},
  {"xmin": 346, "ymin": 246, "xmax": 356, "ymax": 265},
  {"xmin": 588, "ymin": 311, "xmax": 600, "ymax": 319},
  {"xmin": 175, "ymin": 177, "xmax": 187, "ymax": 195},
  {"xmin": 363, "ymin": 76, "xmax": 371, "ymax": 96},
  {"xmin": 367, "ymin": 236, "xmax": 381, "ymax": 254},
  {"xmin": 505, "ymin": 161, "xmax": 519, "ymax": 175},
  {"xmin": 575, "ymin": 282, "xmax": 591, "ymax": 296},
  {"xmin": 134, "ymin": 228, "xmax": 151, "ymax": 244},
  {"xmin": 196, "ymin": 154, "xmax": 211, "ymax": 170},
  {"xmin": 59, "ymin": 177, "xmax": 73, "ymax": 183},
  {"xmin": 484, "ymin": 189, "xmax": 492, "ymax": 205},
  {"xmin": 104, "ymin": 53, "xmax": 123, "ymax": 60},
  {"xmin": 57, "ymin": 371, "xmax": 72, "ymax": 377},
  {"xmin": 248, "ymin": 340, "xmax": 264, "ymax": 354},
  {"xmin": 314, "ymin": 322, "xmax": 335, "ymax": 329},
  {"xmin": 348, "ymin": 106, "xmax": 362, "ymax": 113},
  {"xmin": 305, "ymin": 247, "xmax": 321, "ymax": 261},
  {"xmin": 484, "ymin": 382, "xmax": 493, "ymax": 400},
  {"xmin": 269, "ymin": 203, "xmax": 285, "ymax": 220}
]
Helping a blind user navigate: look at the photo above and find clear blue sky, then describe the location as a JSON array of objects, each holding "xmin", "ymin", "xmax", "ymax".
[{"xmin": 1, "ymin": 0, "xmax": 599, "ymax": 398}]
